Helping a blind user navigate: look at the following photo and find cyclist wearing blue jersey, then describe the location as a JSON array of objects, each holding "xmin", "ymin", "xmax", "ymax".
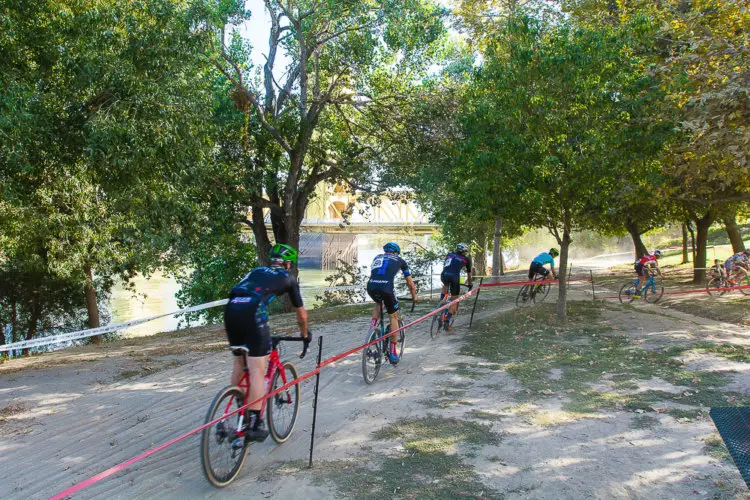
[
  {"xmin": 528, "ymin": 248, "xmax": 559, "ymax": 281},
  {"xmin": 366, "ymin": 242, "xmax": 417, "ymax": 363},
  {"xmin": 224, "ymin": 243, "xmax": 311, "ymax": 441},
  {"xmin": 440, "ymin": 243, "xmax": 473, "ymax": 331}
]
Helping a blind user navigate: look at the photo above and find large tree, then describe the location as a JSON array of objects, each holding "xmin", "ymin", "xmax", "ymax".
[
  {"xmin": 1, "ymin": 0, "xmax": 216, "ymax": 343},
  {"xmin": 472, "ymin": 13, "xmax": 662, "ymax": 321},
  {"xmin": 205, "ymin": 0, "xmax": 446, "ymax": 265}
]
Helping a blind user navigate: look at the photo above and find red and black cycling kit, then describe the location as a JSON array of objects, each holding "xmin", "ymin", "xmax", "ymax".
[
  {"xmin": 366, "ymin": 253, "xmax": 411, "ymax": 314},
  {"xmin": 635, "ymin": 255, "xmax": 657, "ymax": 276},
  {"xmin": 441, "ymin": 252, "xmax": 472, "ymax": 296},
  {"xmin": 224, "ymin": 266, "xmax": 303, "ymax": 357}
]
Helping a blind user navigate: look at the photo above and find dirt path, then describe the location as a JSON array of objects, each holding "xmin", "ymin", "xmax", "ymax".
[{"xmin": 1, "ymin": 287, "xmax": 749, "ymax": 499}]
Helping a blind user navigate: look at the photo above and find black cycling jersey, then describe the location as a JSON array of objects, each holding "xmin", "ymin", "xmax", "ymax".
[
  {"xmin": 225, "ymin": 265, "xmax": 303, "ymax": 357},
  {"xmin": 442, "ymin": 252, "xmax": 472, "ymax": 276},
  {"xmin": 230, "ymin": 266, "xmax": 303, "ymax": 307},
  {"xmin": 367, "ymin": 253, "xmax": 411, "ymax": 290}
]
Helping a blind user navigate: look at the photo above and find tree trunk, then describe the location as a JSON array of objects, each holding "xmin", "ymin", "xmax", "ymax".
[
  {"xmin": 624, "ymin": 218, "xmax": 648, "ymax": 260},
  {"xmin": 84, "ymin": 263, "xmax": 102, "ymax": 344},
  {"xmin": 724, "ymin": 213, "xmax": 745, "ymax": 253},
  {"xmin": 492, "ymin": 218, "xmax": 504, "ymax": 277},
  {"xmin": 681, "ymin": 222, "xmax": 690, "ymax": 264},
  {"xmin": 251, "ymin": 203, "xmax": 272, "ymax": 266},
  {"xmin": 22, "ymin": 292, "xmax": 42, "ymax": 356},
  {"xmin": 11, "ymin": 301, "xmax": 18, "ymax": 343},
  {"xmin": 556, "ymin": 217, "xmax": 572, "ymax": 324},
  {"xmin": 692, "ymin": 212, "xmax": 715, "ymax": 283},
  {"xmin": 474, "ymin": 231, "xmax": 488, "ymax": 277},
  {"xmin": 687, "ymin": 221, "xmax": 696, "ymax": 263}
]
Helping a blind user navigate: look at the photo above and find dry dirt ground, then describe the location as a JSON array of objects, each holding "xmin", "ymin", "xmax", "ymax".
[{"xmin": 1, "ymin": 282, "xmax": 749, "ymax": 499}]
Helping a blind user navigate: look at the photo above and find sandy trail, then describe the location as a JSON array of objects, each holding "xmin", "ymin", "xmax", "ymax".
[
  {"xmin": 2, "ymin": 285, "xmax": 749, "ymax": 499},
  {"xmin": 1, "ymin": 295, "xmax": 503, "ymax": 499}
]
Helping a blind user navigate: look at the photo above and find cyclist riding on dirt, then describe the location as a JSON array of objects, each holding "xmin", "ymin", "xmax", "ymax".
[
  {"xmin": 634, "ymin": 249, "xmax": 664, "ymax": 298},
  {"xmin": 366, "ymin": 242, "xmax": 417, "ymax": 364},
  {"xmin": 724, "ymin": 249, "xmax": 750, "ymax": 284},
  {"xmin": 440, "ymin": 243, "xmax": 473, "ymax": 332},
  {"xmin": 528, "ymin": 248, "xmax": 559, "ymax": 281},
  {"xmin": 224, "ymin": 243, "xmax": 310, "ymax": 442}
]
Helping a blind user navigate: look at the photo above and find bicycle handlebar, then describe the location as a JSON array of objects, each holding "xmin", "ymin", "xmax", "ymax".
[
  {"xmin": 396, "ymin": 297, "xmax": 417, "ymax": 312},
  {"xmin": 270, "ymin": 335, "xmax": 311, "ymax": 359}
]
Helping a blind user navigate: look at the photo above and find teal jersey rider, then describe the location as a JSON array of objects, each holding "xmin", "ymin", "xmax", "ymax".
[{"xmin": 528, "ymin": 249, "xmax": 559, "ymax": 280}]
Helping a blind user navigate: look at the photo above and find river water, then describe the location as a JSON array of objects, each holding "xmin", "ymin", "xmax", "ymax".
[{"xmin": 109, "ymin": 234, "xmax": 431, "ymax": 337}]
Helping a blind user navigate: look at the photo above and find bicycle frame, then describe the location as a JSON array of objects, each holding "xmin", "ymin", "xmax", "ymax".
[
  {"xmin": 227, "ymin": 346, "xmax": 291, "ymax": 439},
  {"xmin": 637, "ymin": 273, "xmax": 657, "ymax": 293}
]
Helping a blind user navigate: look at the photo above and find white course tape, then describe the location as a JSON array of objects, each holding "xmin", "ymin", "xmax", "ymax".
[{"xmin": 0, "ymin": 299, "xmax": 228, "ymax": 353}]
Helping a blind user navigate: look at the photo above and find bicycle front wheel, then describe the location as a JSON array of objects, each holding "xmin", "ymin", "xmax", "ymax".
[
  {"xmin": 644, "ymin": 281, "xmax": 664, "ymax": 303},
  {"xmin": 397, "ymin": 320, "xmax": 405, "ymax": 359},
  {"xmin": 516, "ymin": 285, "xmax": 531, "ymax": 307},
  {"xmin": 362, "ymin": 328, "xmax": 381, "ymax": 384},
  {"xmin": 201, "ymin": 385, "xmax": 249, "ymax": 488},
  {"xmin": 535, "ymin": 282, "xmax": 551, "ymax": 304},
  {"xmin": 430, "ymin": 313, "xmax": 441, "ymax": 339},
  {"xmin": 739, "ymin": 276, "xmax": 750, "ymax": 296},
  {"xmin": 267, "ymin": 362, "xmax": 300, "ymax": 443},
  {"xmin": 618, "ymin": 283, "xmax": 635, "ymax": 304},
  {"xmin": 707, "ymin": 277, "xmax": 726, "ymax": 297}
]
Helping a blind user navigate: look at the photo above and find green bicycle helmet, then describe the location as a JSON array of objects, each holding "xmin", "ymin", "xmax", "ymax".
[
  {"xmin": 549, "ymin": 248, "xmax": 559, "ymax": 258},
  {"xmin": 269, "ymin": 243, "xmax": 298, "ymax": 266}
]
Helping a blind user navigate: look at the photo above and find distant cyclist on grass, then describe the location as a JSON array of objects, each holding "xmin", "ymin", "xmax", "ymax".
[
  {"xmin": 223, "ymin": 243, "xmax": 311, "ymax": 442},
  {"xmin": 366, "ymin": 242, "xmax": 418, "ymax": 364},
  {"xmin": 633, "ymin": 249, "xmax": 664, "ymax": 298},
  {"xmin": 724, "ymin": 249, "xmax": 750, "ymax": 285},
  {"xmin": 439, "ymin": 243, "xmax": 473, "ymax": 331}
]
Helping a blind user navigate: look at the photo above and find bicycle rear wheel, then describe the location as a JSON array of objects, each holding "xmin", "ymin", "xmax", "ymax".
[
  {"xmin": 201, "ymin": 385, "xmax": 249, "ymax": 488},
  {"xmin": 707, "ymin": 277, "xmax": 726, "ymax": 297},
  {"xmin": 516, "ymin": 285, "xmax": 531, "ymax": 307},
  {"xmin": 618, "ymin": 283, "xmax": 635, "ymax": 304},
  {"xmin": 267, "ymin": 362, "xmax": 300, "ymax": 443},
  {"xmin": 362, "ymin": 328, "xmax": 381, "ymax": 384},
  {"xmin": 644, "ymin": 281, "xmax": 664, "ymax": 303}
]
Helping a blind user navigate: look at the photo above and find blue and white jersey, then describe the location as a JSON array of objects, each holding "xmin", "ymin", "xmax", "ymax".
[{"xmin": 367, "ymin": 253, "xmax": 411, "ymax": 290}]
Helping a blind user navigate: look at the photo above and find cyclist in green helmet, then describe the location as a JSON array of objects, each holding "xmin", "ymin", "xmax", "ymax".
[{"xmin": 224, "ymin": 243, "xmax": 310, "ymax": 441}]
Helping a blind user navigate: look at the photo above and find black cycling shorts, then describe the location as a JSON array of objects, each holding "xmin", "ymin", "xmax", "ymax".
[
  {"xmin": 528, "ymin": 261, "xmax": 550, "ymax": 280},
  {"xmin": 635, "ymin": 263, "xmax": 645, "ymax": 276},
  {"xmin": 366, "ymin": 284, "xmax": 399, "ymax": 314},
  {"xmin": 441, "ymin": 272, "xmax": 461, "ymax": 296},
  {"xmin": 224, "ymin": 297, "xmax": 271, "ymax": 357}
]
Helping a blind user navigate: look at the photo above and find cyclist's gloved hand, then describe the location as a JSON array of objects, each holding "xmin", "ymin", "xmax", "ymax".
[{"xmin": 468, "ymin": 283, "xmax": 474, "ymax": 291}]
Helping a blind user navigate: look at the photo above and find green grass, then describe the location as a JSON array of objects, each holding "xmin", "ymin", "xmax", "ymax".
[
  {"xmin": 691, "ymin": 343, "xmax": 750, "ymax": 363},
  {"xmin": 463, "ymin": 301, "xmax": 748, "ymax": 416},
  {"xmin": 306, "ymin": 416, "xmax": 502, "ymax": 499},
  {"xmin": 703, "ymin": 433, "xmax": 732, "ymax": 462}
]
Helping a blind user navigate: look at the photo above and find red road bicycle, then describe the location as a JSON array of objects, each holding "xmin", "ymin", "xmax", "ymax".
[{"xmin": 201, "ymin": 336, "xmax": 309, "ymax": 487}]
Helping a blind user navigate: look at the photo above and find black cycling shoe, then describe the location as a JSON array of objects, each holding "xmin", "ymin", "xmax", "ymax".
[{"xmin": 245, "ymin": 423, "xmax": 269, "ymax": 442}]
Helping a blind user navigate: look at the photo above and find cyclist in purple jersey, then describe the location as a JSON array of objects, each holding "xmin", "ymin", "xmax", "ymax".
[
  {"xmin": 440, "ymin": 243, "xmax": 473, "ymax": 331},
  {"xmin": 366, "ymin": 242, "xmax": 417, "ymax": 363}
]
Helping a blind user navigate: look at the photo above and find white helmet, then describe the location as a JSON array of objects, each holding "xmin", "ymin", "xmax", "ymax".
[
  {"xmin": 653, "ymin": 249, "xmax": 663, "ymax": 257},
  {"xmin": 456, "ymin": 243, "xmax": 469, "ymax": 254}
]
